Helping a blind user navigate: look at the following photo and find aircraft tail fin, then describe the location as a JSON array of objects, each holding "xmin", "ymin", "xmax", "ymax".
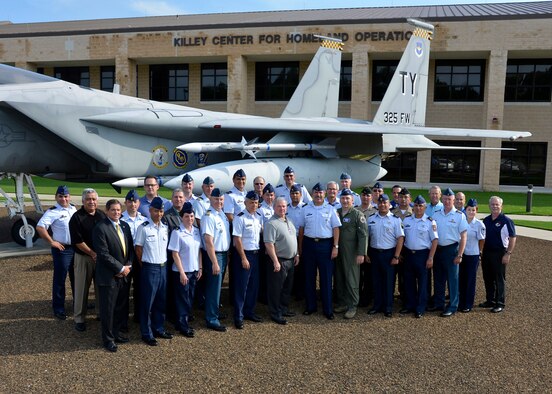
[
  {"xmin": 281, "ymin": 36, "xmax": 343, "ymax": 119},
  {"xmin": 373, "ymin": 19, "xmax": 434, "ymax": 127}
]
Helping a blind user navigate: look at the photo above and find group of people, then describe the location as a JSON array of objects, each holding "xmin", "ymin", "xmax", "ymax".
[{"xmin": 36, "ymin": 167, "xmax": 517, "ymax": 353}]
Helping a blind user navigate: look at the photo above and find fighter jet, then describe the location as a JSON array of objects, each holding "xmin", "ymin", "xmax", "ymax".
[{"xmin": 0, "ymin": 18, "xmax": 530, "ymax": 245}]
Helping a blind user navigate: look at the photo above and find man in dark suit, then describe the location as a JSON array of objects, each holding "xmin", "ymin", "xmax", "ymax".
[{"xmin": 93, "ymin": 199, "xmax": 134, "ymax": 353}]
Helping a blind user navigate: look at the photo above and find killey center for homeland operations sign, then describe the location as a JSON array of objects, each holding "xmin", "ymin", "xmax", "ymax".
[{"xmin": 174, "ymin": 31, "xmax": 413, "ymax": 47}]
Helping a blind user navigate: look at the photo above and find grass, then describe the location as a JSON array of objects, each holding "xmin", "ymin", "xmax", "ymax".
[
  {"xmin": 382, "ymin": 188, "xmax": 552, "ymax": 216},
  {"xmin": 514, "ymin": 220, "xmax": 552, "ymax": 232}
]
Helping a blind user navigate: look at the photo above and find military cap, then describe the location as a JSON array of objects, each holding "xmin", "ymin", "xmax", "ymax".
[
  {"xmin": 413, "ymin": 195, "xmax": 426, "ymax": 204},
  {"xmin": 378, "ymin": 194, "xmax": 390, "ymax": 202},
  {"xmin": 182, "ymin": 173, "xmax": 193, "ymax": 183},
  {"xmin": 150, "ymin": 196, "xmax": 164, "ymax": 210},
  {"xmin": 180, "ymin": 201, "xmax": 194, "ymax": 215},
  {"xmin": 203, "ymin": 176, "xmax": 215, "ymax": 185},
  {"xmin": 245, "ymin": 190, "xmax": 259, "ymax": 201},
  {"xmin": 56, "ymin": 185, "xmax": 70, "ymax": 195},
  {"xmin": 361, "ymin": 187, "xmax": 371, "ymax": 195},
  {"xmin": 290, "ymin": 184, "xmax": 302, "ymax": 193},
  {"xmin": 263, "ymin": 183, "xmax": 275, "ymax": 194},
  {"xmin": 125, "ymin": 189, "xmax": 139, "ymax": 201},
  {"xmin": 340, "ymin": 188, "xmax": 353, "ymax": 196},
  {"xmin": 466, "ymin": 198, "xmax": 478, "ymax": 207},
  {"xmin": 340, "ymin": 172, "xmax": 352, "ymax": 180},
  {"xmin": 399, "ymin": 188, "xmax": 411, "ymax": 196},
  {"xmin": 312, "ymin": 182, "xmax": 325, "ymax": 192},
  {"xmin": 233, "ymin": 169, "xmax": 246, "ymax": 178},
  {"xmin": 372, "ymin": 182, "xmax": 384, "ymax": 189},
  {"xmin": 211, "ymin": 188, "xmax": 222, "ymax": 197},
  {"xmin": 442, "ymin": 187, "xmax": 455, "ymax": 196},
  {"xmin": 284, "ymin": 166, "xmax": 294, "ymax": 174}
]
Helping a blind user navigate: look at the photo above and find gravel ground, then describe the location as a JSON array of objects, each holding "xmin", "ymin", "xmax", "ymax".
[{"xmin": 1, "ymin": 211, "xmax": 551, "ymax": 392}]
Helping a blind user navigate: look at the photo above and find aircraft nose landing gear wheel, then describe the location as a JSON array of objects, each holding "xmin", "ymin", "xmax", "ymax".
[{"xmin": 11, "ymin": 218, "xmax": 39, "ymax": 246}]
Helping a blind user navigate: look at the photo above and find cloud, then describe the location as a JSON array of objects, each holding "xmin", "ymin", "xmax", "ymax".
[{"xmin": 131, "ymin": 1, "xmax": 185, "ymax": 16}]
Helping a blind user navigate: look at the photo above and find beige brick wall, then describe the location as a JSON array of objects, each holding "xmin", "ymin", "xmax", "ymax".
[{"xmin": 1, "ymin": 18, "xmax": 551, "ymax": 188}]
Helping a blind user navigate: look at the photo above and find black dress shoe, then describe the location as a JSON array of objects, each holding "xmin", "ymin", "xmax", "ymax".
[
  {"xmin": 282, "ymin": 311, "xmax": 296, "ymax": 317},
  {"xmin": 180, "ymin": 328, "xmax": 195, "ymax": 338},
  {"xmin": 479, "ymin": 301, "xmax": 495, "ymax": 308},
  {"xmin": 207, "ymin": 324, "xmax": 227, "ymax": 332},
  {"xmin": 271, "ymin": 317, "xmax": 288, "ymax": 325},
  {"xmin": 367, "ymin": 309, "xmax": 378, "ymax": 315},
  {"xmin": 244, "ymin": 314, "xmax": 263, "ymax": 323},
  {"xmin": 415, "ymin": 312, "xmax": 423, "ymax": 318},
  {"xmin": 426, "ymin": 305, "xmax": 443, "ymax": 312},
  {"xmin": 303, "ymin": 310, "xmax": 316, "ymax": 316},
  {"xmin": 460, "ymin": 308, "xmax": 472, "ymax": 313},
  {"xmin": 384, "ymin": 312, "xmax": 392, "ymax": 318},
  {"xmin": 440, "ymin": 311, "xmax": 454, "ymax": 317},
  {"xmin": 104, "ymin": 342, "xmax": 118, "ymax": 353},
  {"xmin": 234, "ymin": 320, "xmax": 244, "ymax": 329},
  {"xmin": 54, "ymin": 312, "xmax": 67, "ymax": 320},
  {"xmin": 491, "ymin": 306, "xmax": 504, "ymax": 313},
  {"xmin": 75, "ymin": 322, "xmax": 86, "ymax": 332},
  {"xmin": 142, "ymin": 337, "xmax": 158, "ymax": 346},
  {"xmin": 399, "ymin": 308, "xmax": 411, "ymax": 314},
  {"xmin": 325, "ymin": 313, "xmax": 335, "ymax": 320},
  {"xmin": 153, "ymin": 331, "xmax": 173, "ymax": 339},
  {"xmin": 115, "ymin": 336, "xmax": 130, "ymax": 344}
]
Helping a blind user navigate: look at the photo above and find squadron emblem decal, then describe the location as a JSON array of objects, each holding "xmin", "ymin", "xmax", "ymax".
[
  {"xmin": 152, "ymin": 145, "xmax": 169, "ymax": 169},
  {"xmin": 415, "ymin": 41, "xmax": 423, "ymax": 57},
  {"xmin": 172, "ymin": 148, "xmax": 188, "ymax": 169}
]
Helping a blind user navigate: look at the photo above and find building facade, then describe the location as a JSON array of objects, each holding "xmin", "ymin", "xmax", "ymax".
[{"xmin": 1, "ymin": 2, "xmax": 551, "ymax": 190}]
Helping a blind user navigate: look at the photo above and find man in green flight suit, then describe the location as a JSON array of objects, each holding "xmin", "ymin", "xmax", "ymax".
[{"xmin": 334, "ymin": 188, "xmax": 369, "ymax": 319}]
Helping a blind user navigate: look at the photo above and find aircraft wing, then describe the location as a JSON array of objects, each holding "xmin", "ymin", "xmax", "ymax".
[{"xmin": 198, "ymin": 117, "xmax": 532, "ymax": 141}]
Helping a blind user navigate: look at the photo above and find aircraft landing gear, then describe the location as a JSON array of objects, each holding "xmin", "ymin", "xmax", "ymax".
[{"xmin": 0, "ymin": 172, "xmax": 43, "ymax": 247}]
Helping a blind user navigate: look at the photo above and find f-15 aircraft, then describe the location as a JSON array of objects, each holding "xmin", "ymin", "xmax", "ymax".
[{"xmin": 0, "ymin": 18, "xmax": 530, "ymax": 246}]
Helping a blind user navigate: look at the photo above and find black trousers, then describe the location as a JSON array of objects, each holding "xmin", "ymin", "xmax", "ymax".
[
  {"xmin": 481, "ymin": 249, "xmax": 507, "ymax": 308},
  {"xmin": 266, "ymin": 257, "xmax": 294, "ymax": 319},
  {"xmin": 98, "ymin": 278, "xmax": 129, "ymax": 345}
]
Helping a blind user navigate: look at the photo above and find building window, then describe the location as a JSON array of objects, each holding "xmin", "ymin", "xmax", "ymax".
[
  {"xmin": 372, "ymin": 60, "xmax": 398, "ymax": 101},
  {"xmin": 434, "ymin": 60, "xmax": 485, "ymax": 102},
  {"xmin": 54, "ymin": 67, "xmax": 90, "ymax": 87},
  {"xmin": 201, "ymin": 63, "xmax": 227, "ymax": 101},
  {"xmin": 101, "ymin": 66, "xmax": 115, "ymax": 92},
  {"xmin": 339, "ymin": 60, "xmax": 352, "ymax": 101},
  {"xmin": 505, "ymin": 60, "xmax": 552, "ymax": 102},
  {"xmin": 500, "ymin": 142, "xmax": 547, "ymax": 186},
  {"xmin": 150, "ymin": 64, "xmax": 188, "ymax": 101},
  {"xmin": 430, "ymin": 140, "xmax": 481, "ymax": 184},
  {"xmin": 255, "ymin": 62, "xmax": 299, "ymax": 101},
  {"xmin": 381, "ymin": 153, "xmax": 417, "ymax": 182}
]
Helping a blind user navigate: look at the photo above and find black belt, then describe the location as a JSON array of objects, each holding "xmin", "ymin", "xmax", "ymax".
[
  {"xmin": 245, "ymin": 250, "xmax": 259, "ymax": 254},
  {"xmin": 405, "ymin": 249, "xmax": 428, "ymax": 254},
  {"xmin": 305, "ymin": 237, "xmax": 332, "ymax": 242},
  {"xmin": 142, "ymin": 261, "xmax": 166, "ymax": 267},
  {"xmin": 437, "ymin": 242, "xmax": 458, "ymax": 249},
  {"xmin": 371, "ymin": 247, "xmax": 395, "ymax": 253}
]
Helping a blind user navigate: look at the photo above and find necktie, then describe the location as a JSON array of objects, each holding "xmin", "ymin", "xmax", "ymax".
[{"xmin": 116, "ymin": 223, "xmax": 126, "ymax": 257}]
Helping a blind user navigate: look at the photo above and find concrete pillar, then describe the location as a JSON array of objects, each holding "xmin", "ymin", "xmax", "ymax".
[
  {"xmin": 416, "ymin": 150, "xmax": 432, "ymax": 184},
  {"xmin": 115, "ymin": 57, "xmax": 136, "ymax": 97},
  {"xmin": 227, "ymin": 54, "xmax": 248, "ymax": 114},
  {"xmin": 481, "ymin": 49, "xmax": 508, "ymax": 191},
  {"xmin": 351, "ymin": 51, "xmax": 370, "ymax": 120}
]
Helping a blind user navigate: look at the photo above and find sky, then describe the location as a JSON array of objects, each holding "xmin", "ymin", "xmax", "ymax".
[{"xmin": 2, "ymin": 0, "xmax": 541, "ymax": 24}]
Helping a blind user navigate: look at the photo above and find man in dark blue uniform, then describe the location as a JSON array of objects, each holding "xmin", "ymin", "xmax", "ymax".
[{"xmin": 480, "ymin": 196, "xmax": 517, "ymax": 313}]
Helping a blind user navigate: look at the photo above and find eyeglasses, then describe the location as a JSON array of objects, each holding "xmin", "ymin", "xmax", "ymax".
[{"xmin": 284, "ymin": 175, "xmax": 294, "ymax": 178}]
